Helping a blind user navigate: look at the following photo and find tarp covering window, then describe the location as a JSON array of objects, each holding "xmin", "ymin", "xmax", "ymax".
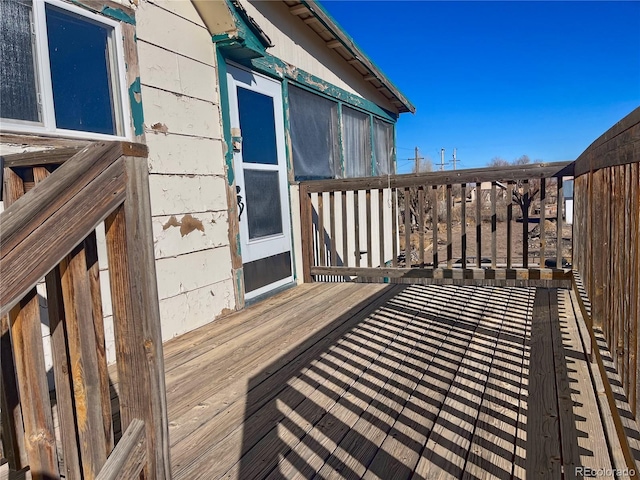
[
  {"xmin": 343, "ymin": 106, "xmax": 372, "ymax": 178},
  {"xmin": 289, "ymin": 85, "xmax": 340, "ymax": 180},
  {"xmin": 373, "ymin": 118, "xmax": 394, "ymax": 175}
]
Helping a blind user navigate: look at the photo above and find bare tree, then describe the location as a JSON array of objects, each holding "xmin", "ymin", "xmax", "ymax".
[{"xmin": 488, "ymin": 155, "xmax": 541, "ymax": 217}]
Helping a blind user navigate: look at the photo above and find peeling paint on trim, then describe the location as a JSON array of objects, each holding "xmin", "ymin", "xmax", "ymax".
[
  {"xmin": 128, "ymin": 77, "xmax": 144, "ymax": 136},
  {"xmin": 249, "ymin": 54, "xmax": 398, "ymax": 124},
  {"xmin": 101, "ymin": 6, "xmax": 135, "ymax": 24},
  {"xmin": 216, "ymin": 49, "xmax": 235, "ymax": 186}
]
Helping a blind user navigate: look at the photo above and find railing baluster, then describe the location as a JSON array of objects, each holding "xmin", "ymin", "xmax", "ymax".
[
  {"xmin": 404, "ymin": 187, "xmax": 411, "ymax": 266},
  {"xmin": 9, "ymin": 292, "xmax": 59, "ymax": 479},
  {"xmin": 523, "ymin": 179, "xmax": 529, "ymax": 268},
  {"xmin": 329, "ymin": 191, "xmax": 336, "ymax": 266},
  {"xmin": 461, "ymin": 183, "xmax": 467, "ymax": 267},
  {"xmin": 418, "ymin": 186, "xmax": 425, "ymax": 268},
  {"xmin": 354, "ymin": 191, "xmax": 360, "ymax": 268},
  {"xmin": 507, "ymin": 182, "xmax": 513, "ymax": 268},
  {"xmin": 432, "ymin": 185, "xmax": 438, "ymax": 267},
  {"xmin": 341, "ymin": 191, "xmax": 348, "ymax": 268},
  {"xmin": 318, "ymin": 193, "xmax": 325, "ymax": 267},
  {"xmin": 476, "ymin": 182, "xmax": 482, "ymax": 268},
  {"xmin": 391, "ymin": 189, "xmax": 398, "ymax": 267},
  {"xmin": 378, "ymin": 189, "xmax": 384, "ymax": 267},
  {"xmin": 447, "ymin": 184, "xmax": 453, "ymax": 268},
  {"xmin": 0, "ymin": 315, "xmax": 27, "ymax": 471},
  {"xmin": 556, "ymin": 176, "xmax": 564, "ymax": 267},
  {"xmin": 540, "ymin": 177, "xmax": 546, "ymax": 267},
  {"xmin": 60, "ymin": 242, "xmax": 109, "ymax": 477},
  {"xmin": 491, "ymin": 182, "xmax": 497, "ymax": 268},
  {"xmin": 299, "ymin": 184, "xmax": 313, "ymax": 283},
  {"xmin": 366, "ymin": 189, "xmax": 372, "ymax": 268},
  {"xmin": 45, "ymin": 266, "xmax": 82, "ymax": 479}
]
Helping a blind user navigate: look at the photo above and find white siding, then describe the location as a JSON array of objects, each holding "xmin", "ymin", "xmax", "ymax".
[{"xmin": 135, "ymin": 0, "xmax": 234, "ymax": 353}]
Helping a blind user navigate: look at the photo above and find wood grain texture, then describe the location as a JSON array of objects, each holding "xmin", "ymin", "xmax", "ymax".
[
  {"xmin": 525, "ymin": 289, "xmax": 561, "ymax": 479},
  {"xmin": 45, "ymin": 267, "xmax": 82, "ymax": 480},
  {"xmin": 303, "ymin": 161, "xmax": 574, "ymax": 193},
  {"xmin": 60, "ymin": 243, "xmax": 109, "ymax": 479},
  {"xmin": 0, "ymin": 159, "xmax": 126, "ymax": 317},
  {"xmin": 299, "ymin": 184, "xmax": 314, "ymax": 283},
  {"xmin": 9, "ymin": 292, "xmax": 59, "ymax": 479},
  {"xmin": 1, "ymin": 147, "xmax": 83, "ymax": 168},
  {"xmin": 96, "ymin": 419, "xmax": 146, "ymax": 480},
  {"xmin": 105, "ymin": 156, "xmax": 171, "ymax": 479}
]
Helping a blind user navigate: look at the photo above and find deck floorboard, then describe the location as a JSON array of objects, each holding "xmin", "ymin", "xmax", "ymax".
[{"xmin": 148, "ymin": 283, "xmax": 632, "ymax": 479}]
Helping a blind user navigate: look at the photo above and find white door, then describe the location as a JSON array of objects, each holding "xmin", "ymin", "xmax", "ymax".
[{"xmin": 227, "ymin": 65, "xmax": 293, "ymax": 300}]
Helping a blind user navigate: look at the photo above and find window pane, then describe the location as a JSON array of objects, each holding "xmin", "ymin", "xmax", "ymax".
[
  {"xmin": 45, "ymin": 4, "xmax": 117, "ymax": 134},
  {"xmin": 289, "ymin": 85, "xmax": 339, "ymax": 180},
  {"xmin": 343, "ymin": 106, "xmax": 372, "ymax": 178},
  {"xmin": 245, "ymin": 169, "xmax": 283, "ymax": 239},
  {"xmin": 237, "ymin": 87, "xmax": 278, "ymax": 165},
  {"xmin": 0, "ymin": 0, "xmax": 40, "ymax": 122},
  {"xmin": 374, "ymin": 118, "xmax": 394, "ymax": 175}
]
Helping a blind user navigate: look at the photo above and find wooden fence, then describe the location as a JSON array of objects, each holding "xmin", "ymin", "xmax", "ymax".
[
  {"xmin": 300, "ymin": 162, "xmax": 574, "ymax": 286},
  {"xmin": 0, "ymin": 142, "xmax": 170, "ymax": 479},
  {"xmin": 573, "ymin": 106, "xmax": 640, "ymax": 417}
]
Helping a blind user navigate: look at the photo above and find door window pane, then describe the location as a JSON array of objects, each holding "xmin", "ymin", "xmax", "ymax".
[
  {"xmin": 45, "ymin": 4, "xmax": 117, "ymax": 134},
  {"xmin": 245, "ymin": 170, "xmax": 283, "ymax": 239},
  {"xmin": 0, "ymin": 0, "xmax": 40, "ymax": 123},
  {"xmin": 374, "ymin": 118, "xmax": 394, "ymax": 175},
  {"xmin": 237, "ymin": 87, "xmax": 278, "ymax": 165},
  {"xmin": 289, "ymin": 85, "xmax": 340, "ymax": 180},
  {"xmin": 343, "ymin": 106, "xmax": 372, "ymax": 178}
]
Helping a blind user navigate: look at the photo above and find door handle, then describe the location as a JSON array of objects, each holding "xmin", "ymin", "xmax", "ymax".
[{"xmin": 236, "ymin": 185, "xmax": 245, "ymax": 221}]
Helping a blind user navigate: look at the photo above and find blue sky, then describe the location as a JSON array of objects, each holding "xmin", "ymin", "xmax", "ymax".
[{"xmin": 321, "ymin": 1, "xmax": 640, "ymax": 172}]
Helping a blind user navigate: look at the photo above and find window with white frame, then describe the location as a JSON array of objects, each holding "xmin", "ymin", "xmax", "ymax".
[{"xmin": 0, "ymin": 0, "xmax": 129, "ymax": 138}]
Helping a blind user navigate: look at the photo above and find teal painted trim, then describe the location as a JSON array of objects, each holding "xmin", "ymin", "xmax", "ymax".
[
  {"xmin": 281, "ymin": 79, "xmax": 293, "ymax": 174},
  {"xmin": 248, "ymin": 54, "xmax": 398, "ymax": 124},
  {"xmin": 128, "ymin": 77, "xmax": 144, "ymax": 136},
  {"xmin": 216, "ymin": 49, "xmax": 235, "ymax": 187},
  {"xmin": 68, "ymin": 1, "xmax": 135, "ymax": 24},
  {"xmin": 337, "ymin": 103, "xmax": 345, "ymax": 177},
  {"xmin": 211, "ymin": 0, "xmax": 270, "ymax": 61},
  {"xmin": 101, "ymin": 6, "xmax": 135, "ymax": 24},
  {"xmin": 369, "ymin": 113, "xmax": 376, "ymax": 175}
]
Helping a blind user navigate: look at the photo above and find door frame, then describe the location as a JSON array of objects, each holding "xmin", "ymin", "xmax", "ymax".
[{"xmin": 226, "ymin": 62, "xmax": 294, "ymax": 300}]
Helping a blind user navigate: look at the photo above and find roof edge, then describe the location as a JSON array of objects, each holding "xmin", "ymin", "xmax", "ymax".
[{"xmin": 300, "ymin": 0, "xmax": 415, "ymax": 114}]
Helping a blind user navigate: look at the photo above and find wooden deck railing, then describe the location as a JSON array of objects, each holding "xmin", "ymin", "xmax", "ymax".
[
  {"xmin": 573, "ymin": 106, "xmax": 640, "ymax": 419},
  {"xmin": 0, "ymin": 142, "xmax": 170, "ymax": 479},
  {"xmin": 300, "ymin": 162, "xmax": 574, "ymax": 286}
]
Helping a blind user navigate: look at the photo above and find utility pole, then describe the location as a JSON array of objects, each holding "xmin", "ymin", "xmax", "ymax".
[
  {"xmin": 415, "ymin": 147, "xmax": 420, "ymax": 173},
  {"xmin": 440, "ymin": 148, "xmax": 445, "ymax": 171},
  {"xmin": 452, "ymin": 148, "xmax": 457, "ymax": 170}
]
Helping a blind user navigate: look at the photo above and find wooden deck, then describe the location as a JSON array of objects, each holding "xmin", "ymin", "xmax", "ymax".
[{"xmin": 153, "ymin": 283, "xmax": 637, "ymax": 479}]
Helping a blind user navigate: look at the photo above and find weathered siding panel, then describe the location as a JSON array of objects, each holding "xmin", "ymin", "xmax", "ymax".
[
  {"xmin": 136, "ymin": 0, "xmax": 235, "ymax": 348},
  {"xmin": 155, "ymin": 247, "xmax": 232, "ymax": 300},
  {"xmin": 136, "ymin": 0, "xmax": 214, "ymax": 65}
]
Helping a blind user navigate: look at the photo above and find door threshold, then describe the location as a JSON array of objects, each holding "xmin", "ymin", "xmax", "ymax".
[{"xmin": 244, "ymin": 281, "xmax": 297, "ymax": 307}]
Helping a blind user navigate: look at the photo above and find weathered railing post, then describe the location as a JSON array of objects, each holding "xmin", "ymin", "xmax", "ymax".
[{"xmin": 105, "ymin": 156, "xmax": 171, "ymax": 479}]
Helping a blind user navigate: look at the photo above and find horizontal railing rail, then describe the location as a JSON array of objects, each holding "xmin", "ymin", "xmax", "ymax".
[
  {"xmin": 0, "ymin": 142, "xmax": 170, "ymax": 479},
  {"xmin": 300, "ymin": 161, "xmax": 573, "ymax": 286}
]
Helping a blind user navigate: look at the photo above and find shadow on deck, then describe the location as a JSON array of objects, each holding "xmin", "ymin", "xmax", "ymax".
[{"xmin": 166, "ymin": 283, "xmax": 638, "ymax": 480}]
